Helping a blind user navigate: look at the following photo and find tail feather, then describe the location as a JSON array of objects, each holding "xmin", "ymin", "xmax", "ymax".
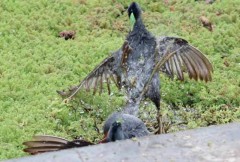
[
  {"xmin": 32, "ymin": 135, "xmax": 68, "ymax": 144},
  {"xmin": 23, "ymin": 135, "xmax": 94, "ymax": 155},
  {"xmin": 23, "ymin": 141, "xmax": 65, "ymax": 148},
  {"xmin": 23, "ymin": 147, "xmax": 63, "ymax": 155}
]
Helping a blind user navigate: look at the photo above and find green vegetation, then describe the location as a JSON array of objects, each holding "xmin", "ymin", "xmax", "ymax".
[{"xmin": 0, "ymin": 0, "xmax": 239, "ymax": 160}]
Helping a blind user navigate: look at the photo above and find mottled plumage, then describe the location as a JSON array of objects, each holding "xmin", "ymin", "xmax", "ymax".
[{"xmin": 58, "ymin": 2, "xmax": 212, "ymax": 102}]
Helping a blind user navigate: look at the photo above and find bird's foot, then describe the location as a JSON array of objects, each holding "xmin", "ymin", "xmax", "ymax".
[
  {"xmin": 154, "ymin": 113, "xmax": 171, "ymax": 134},
  {"xmin": 154, "ymin": 122, "xmax": 171, "ymax": 134},
  {"xmin": 154, "ymin": 114, "xmax": 164, "ymax": 134}
]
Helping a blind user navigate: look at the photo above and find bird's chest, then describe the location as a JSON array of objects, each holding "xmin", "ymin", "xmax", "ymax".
[
  {"xmin": 120, "ymin": 40, "xmax": 156, "ymax": 94},
  {"xmin": 126, "ymin": 40, "xmax": 155, "ymax": 67}
]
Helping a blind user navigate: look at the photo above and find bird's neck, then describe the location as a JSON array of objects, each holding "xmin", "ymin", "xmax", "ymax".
[
  {"xmin": 132, "ymin": 18, "xmax": 146, "ymax": 33},
  {"xmin": 127, "ymin": 18, "xmax": 152, "ymax": 44}
]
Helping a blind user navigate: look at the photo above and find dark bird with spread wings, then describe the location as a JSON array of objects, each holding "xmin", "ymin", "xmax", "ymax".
[{"xmin": 57, "ymin": 2, "xmax": 213, "ymax": 134}]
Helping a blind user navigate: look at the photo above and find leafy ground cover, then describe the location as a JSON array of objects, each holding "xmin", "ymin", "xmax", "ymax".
[{"xmin": 0, "ymin": 0, "xmax": 239, "ymax": 160}]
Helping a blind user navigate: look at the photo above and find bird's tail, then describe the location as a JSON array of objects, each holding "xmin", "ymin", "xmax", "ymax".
[{"xmin": 23, "ymin": 135, "xmax": 94, "ymax": 155}]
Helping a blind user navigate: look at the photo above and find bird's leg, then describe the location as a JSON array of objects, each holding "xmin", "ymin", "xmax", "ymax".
[{"xmin": 155, "ymin": 108, "xmax": 164, "ymax": 134}]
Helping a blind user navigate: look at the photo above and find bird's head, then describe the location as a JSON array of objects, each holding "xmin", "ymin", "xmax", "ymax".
[
  {"xmin": 128, "ymin": 2, "xmax": 142, "ymax": 29},
  {"xmin": 101, "ymin": 120, "xmax": 125, "ymax": 143},
  {"xmin": 106, "ymin": 120, "xmax": 125, "ymax": 142}
]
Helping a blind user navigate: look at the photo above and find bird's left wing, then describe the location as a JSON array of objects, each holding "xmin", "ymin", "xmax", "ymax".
[
  {"xmin": 23, "ymin": 135, "xmax": 94, "ymax": 155},
  {"xmin": 156, "ymin": 36, "xmax": 213, "ymax": 82},
  {"xmin": 57, "ymin": 41, "xmax": 132, "ymax": 101}
]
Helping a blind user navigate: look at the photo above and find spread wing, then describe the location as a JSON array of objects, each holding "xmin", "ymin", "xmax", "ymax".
[
  {"xmin": 156, "ymin": 36, "xmax": 213, "ymax": 82},
  {"xmin": 57, "ymin": 41, "xmax": 132, "ymax": 101},
  {"xmin": 23, "ymin": 135, "xmax": 94, "ymax": 155}
]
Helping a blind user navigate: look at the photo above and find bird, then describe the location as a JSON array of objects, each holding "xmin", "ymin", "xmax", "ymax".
[
  {"xmin": 23, "ymin": 104, "xmax": 149, "ymax": 155},
  {"xmin": 57, "ymin": 2, "xmax": 213, "ymax": 134},
  {"xmin": 101, "ymin": 110, "xmax": 150, "ymax": 143}
]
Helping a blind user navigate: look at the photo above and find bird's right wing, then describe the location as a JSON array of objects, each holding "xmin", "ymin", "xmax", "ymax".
[
  {"xmin": 23, "ymin": 135, "xmax": 94, "ymax": 155},
  {"xmin": 156, "ymin": 36, "xmax": 213, "ymax": 82},
  {"xmin": 57, "ymin": 41, "xmax": 132, "ymax": 101}
]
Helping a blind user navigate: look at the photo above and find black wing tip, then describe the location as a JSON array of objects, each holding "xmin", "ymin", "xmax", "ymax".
[
  {"xmin": 23, "ymin": 148, "xmax": 34, "ymax": 154},
  {"xmin": 22, "ymin": 141, "xmax": 29, "ymax": 146},
  {"xmin": 56, "ymin": 89, "xmax": 68, "ymax": 97},
  {"xmin": 56, "ymin": 90, "xmax": 63, "ymax": 95}
]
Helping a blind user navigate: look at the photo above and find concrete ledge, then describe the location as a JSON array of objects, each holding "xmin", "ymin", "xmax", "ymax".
[{"xmin": 6, "ymin": 122, "xmax": 240, "ymax": 162}]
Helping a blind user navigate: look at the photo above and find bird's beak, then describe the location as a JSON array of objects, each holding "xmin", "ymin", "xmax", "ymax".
[
  {"xmin": 130, "ymin": 13, "xmax": 135, "ymax": 30},
  {"xmin": 98, "ymin": 133, "xmax": 108, "ymax": 143}
]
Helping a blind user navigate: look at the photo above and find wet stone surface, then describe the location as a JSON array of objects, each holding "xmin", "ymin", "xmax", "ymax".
[{"xmin": 6, "ymin": 122, "xmax": 240, "ymax": 162}]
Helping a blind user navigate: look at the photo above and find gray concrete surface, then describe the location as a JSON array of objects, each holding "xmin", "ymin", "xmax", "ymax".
[{"xmin": 5, "ymin": 122, "xmax": 240, "ymax": 162}]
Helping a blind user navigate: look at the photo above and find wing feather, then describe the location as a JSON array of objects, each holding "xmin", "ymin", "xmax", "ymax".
[
  {"xmin": 23, "ymin": 135, "xmax": 94, "ymax": 155},
  {"xmin": 173, "ymin": 54, "xmax": 184, "ymax": 80},
  {"xmin": 156, "ymin": 37, "xmax": 213, "ymax": 82},
  {"xmin": 57, "ymin": 54, "xmax": 117, "ymax": 99},
  {"xmin": 57, "ymin": 41, "xmax": 132, "ymax": 101}
]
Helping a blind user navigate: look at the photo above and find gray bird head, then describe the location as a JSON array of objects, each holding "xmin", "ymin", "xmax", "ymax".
[
  {"xmin": 101, "ymin": 112, "xmax": 150, "ymax": 143},
  {"xmin": 106, "ymin": 121, "xmax": 125, "ymax": 142}
]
